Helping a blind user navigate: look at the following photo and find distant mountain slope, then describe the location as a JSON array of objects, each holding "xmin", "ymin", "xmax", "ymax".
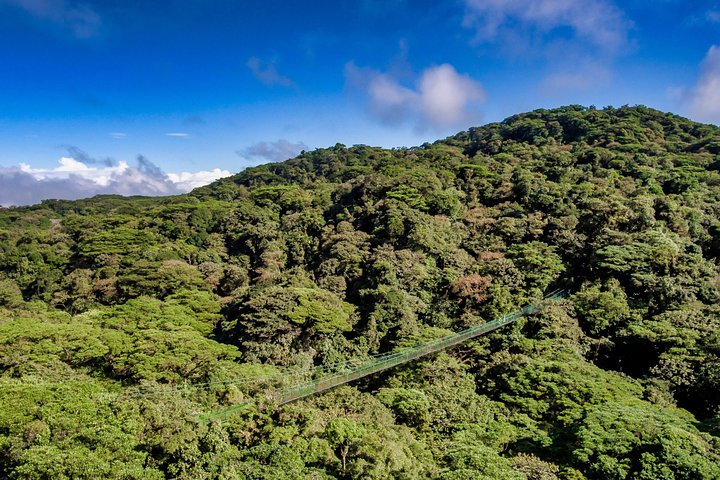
[{"xmin": 1, "ymin": 105, "xmax": 719, "ymax": 479}]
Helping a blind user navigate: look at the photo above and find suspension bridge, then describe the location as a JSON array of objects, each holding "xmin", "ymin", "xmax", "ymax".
[{"xmin": 202, "ymin": 289, "xmax": 569, "ymax": 421}]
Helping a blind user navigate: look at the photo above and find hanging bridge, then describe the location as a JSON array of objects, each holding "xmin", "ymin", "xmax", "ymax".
[{"xmin": 202, "ymin": 289, "xmax": 569, "ymax": 421}]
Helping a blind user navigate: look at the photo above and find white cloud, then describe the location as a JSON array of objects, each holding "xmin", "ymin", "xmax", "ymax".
[
  {"xmin": 167, "ymin": 168, "xmax": 232, "ymax": 191},
  {"xmin": 689, "ymin": 46, "xmax": 720, "ymax": 123},
  {"xmin": 166, "ymin": 132, "xmax": 190, "ymax": 138},
  {"xmin": 0, "ymin": 156, "xmax": 232, "ymax": 207},
  {"xmin": 19, "ymin": 157, "xmax": 127, "ymax": 187},
  {"xmin": 418, "ymin": 64, "xmax": 485, "ymax": 127},
  {"xmin": 463, "ymin": 0, "xmax": 629, "ymax": 54},
  {"xmin": 348, "ymin": 62, "xmax": 485, "ymax": 131},
  {"xmin": 367, "ymin": 73, "xmax": 418, "ymax": 124},
  {"xmin": 110, "ymin": 132, "xmax": 127, "ymax": 139}
]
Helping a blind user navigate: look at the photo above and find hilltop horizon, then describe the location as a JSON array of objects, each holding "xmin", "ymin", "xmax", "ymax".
[{"xmin": 2, "ymin": 103, "xmax": 716, "ymax": 208}]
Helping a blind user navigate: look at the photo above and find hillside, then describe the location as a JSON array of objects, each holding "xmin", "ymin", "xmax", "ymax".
[{"xmin": 1, "ymin": 105, "xmax": 720, "ymax": 479}]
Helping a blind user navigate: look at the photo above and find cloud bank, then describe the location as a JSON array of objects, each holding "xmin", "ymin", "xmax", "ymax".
[
  {"xmin": 0, "ymin": 156, "xmax": 231, "ymax": 207},
  {"xmin": 347, "ymin": 62, "xmax": 485, "ymax": 131},
  {"xmin": 689, "ymin": 45, "xmax": 720, "ymax": 123}
]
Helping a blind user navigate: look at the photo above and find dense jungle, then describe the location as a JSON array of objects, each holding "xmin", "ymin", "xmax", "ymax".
[{"xmin": 1, "ymin": 105, "xmax": 719, "ymax": 479}]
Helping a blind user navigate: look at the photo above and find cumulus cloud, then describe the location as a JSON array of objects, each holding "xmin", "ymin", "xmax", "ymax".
[
  {"xmin": 239, "ymin": 139, "xmax": 308, "ymax": 163},
  {"xmin": 247, "ymin": 57, "xmax": 295, "ymax": 88},
  {"xmin": 167, "ymin": 168, "xmax": 232, "ymax": 191},
  {"xmin": 689, "ymin": 45, "xmax": 720, "ymax": 123},
  {"xmin": 20, "ymin": 157, "xmax": 122, "ymax": 185},
  {"xmin": 463, "ymin": 0, "xmax": 630, "ymax": 54},
  {"xmin": 2, "ymin": 0, "xmax": 101, "ymax": 37},
  {"xmin": 419, "ymin": 64, "xmax": 485, "ymax": 127},
  {"xmin": 367, "ymin": 73, "xmax": 418, "ymax": 124},
  {"xmin": 0, "ymin": 156, "xmax": 231, "ymax": 207},
  {"xmin": 347, "ymin": 62, "xmax": 485, "ymax": 131}
]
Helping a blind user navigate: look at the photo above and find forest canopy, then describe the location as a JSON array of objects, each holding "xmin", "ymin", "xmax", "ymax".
[{"xmin": 1, "ymin": 105, "xmax": 719, "ymax": 479}]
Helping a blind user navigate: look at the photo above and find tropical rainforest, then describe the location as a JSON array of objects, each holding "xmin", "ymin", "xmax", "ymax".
[{"xmin": 1, "ymin": 105, "xmax": 719, "ymax": 479}]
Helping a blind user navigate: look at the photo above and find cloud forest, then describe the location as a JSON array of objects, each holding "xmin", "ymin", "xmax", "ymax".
[{"xmin": 1, "ymin": 105, "xmax": 720, "ymax": 479}]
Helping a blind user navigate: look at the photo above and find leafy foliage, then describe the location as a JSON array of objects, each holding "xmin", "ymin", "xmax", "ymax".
[{"xmin": 1, "ymin": 105, "xmax": 720, "ymax": 478}]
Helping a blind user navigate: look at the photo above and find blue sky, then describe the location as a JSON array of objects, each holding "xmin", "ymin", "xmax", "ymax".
[{"xmin": 1, "ymin": 0, "xmax": 719, "ymax": 205}]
